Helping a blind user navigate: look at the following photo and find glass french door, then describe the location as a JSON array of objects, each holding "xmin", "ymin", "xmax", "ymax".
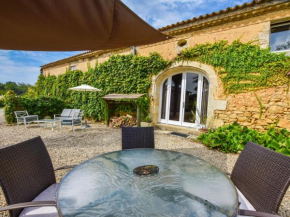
[{"xmin": 159, "ymin": 72, "xmax": 209, "ymax": 127}]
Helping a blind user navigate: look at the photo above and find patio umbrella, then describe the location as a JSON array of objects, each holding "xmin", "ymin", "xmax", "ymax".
[
  {"xmin": 0, "ymin": 0, "xmax": 172, "ymax": 51},
  {"xmin": 69, "ymin": 84, "xmax": 102, "ymax": 128}
]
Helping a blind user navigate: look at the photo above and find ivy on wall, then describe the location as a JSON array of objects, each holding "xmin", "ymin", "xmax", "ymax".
[
  {"xmin": 35, "ymin": 53, "xmax": 170, "ymax": 121},
  {"xmin": 29, "ymin": 40, "xmax": 290, "ymax": 121},
  {"xmin": 177, "ymin": 40, "xmax": 290, "ymax": 93}
]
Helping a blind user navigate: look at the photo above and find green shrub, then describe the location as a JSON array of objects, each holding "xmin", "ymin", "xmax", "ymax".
[
  {"xmin": 19, "ymin": 96, "xmax": 68, "ymax": 119},
  {"xmin": 198, "ymin": 122, "xmax": 290, "ymax": 156},
  {"xmin": 0, "ymin": 98, "xmax": 4, "ymax": 107},
  {"xmin": 4, "ymin": 90, "xmax": 19, "ymax": 123},
  {"xmin": 3, "ymin": 91, "xmax": 68, "ymax": 123}
]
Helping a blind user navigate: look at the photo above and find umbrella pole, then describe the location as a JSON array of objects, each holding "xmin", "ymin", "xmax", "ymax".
[{"xmin": 83, "ymin": 89, "xmax": 90, "ymax": 128}]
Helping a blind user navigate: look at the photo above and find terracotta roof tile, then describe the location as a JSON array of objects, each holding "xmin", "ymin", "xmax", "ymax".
[
  {"xmin": 41, "ymin": 50, "xmax": 96, "ymax": 67},
  {"xmin": 158, "ymin": 0, "xmax": 270, "ymax": 31}
]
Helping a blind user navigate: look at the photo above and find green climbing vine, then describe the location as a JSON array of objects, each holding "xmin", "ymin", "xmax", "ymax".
[
  {"xmin": 34, "ymin": 53, "xmax": 170, "ymax": 121},
  {"xmin": 8, "ymin": 40, "xmax": 289, "ymax": 123},
  {"xmin": 254, "ymin": 92, "xmax": 263, "ymax": 119},
  {"xmin": 177, "ymin": 40, "xmax": 290, "ymax": 94}
]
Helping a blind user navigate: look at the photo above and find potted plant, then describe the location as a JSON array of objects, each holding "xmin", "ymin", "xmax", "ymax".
[{"xmin": 141, "ymin": 116, "xmax": 155, "ymax": 127}]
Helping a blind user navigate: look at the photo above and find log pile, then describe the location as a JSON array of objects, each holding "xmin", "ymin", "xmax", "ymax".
[{"xmin": 109, "ymin": 115, "xmax": 137, "ymax": 128}]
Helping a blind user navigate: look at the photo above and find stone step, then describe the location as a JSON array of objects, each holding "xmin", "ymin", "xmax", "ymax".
[{"xmin": 155, "ymin": 124, "xmax": 202, "ymax": 136}]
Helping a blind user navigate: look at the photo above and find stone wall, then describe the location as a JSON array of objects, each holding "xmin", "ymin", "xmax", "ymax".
[{"xmin": 215, "ymin": 85, "xmax": 290, "ymax": 131}]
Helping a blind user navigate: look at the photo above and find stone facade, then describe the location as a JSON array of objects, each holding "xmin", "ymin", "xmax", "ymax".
[
  {"xmin": 215, "ymin": 86, "xmax": 290, "ymax": 131},
  {"xmin": 40, "ymin": 0, "xmax": 290, "ymax": 131}
]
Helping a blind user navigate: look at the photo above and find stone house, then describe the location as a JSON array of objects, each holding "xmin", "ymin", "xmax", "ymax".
[{"xmin": 41, "ymin": 0, "xmax": 290, "ymax": 132}]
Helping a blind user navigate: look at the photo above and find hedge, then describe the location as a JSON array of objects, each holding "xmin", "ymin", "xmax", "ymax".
[{"xmin": 4, "ymin": 90, "xmax": 67, "ymax": 124}]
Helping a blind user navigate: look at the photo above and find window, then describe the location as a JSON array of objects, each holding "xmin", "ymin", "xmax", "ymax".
[
  {"xmin": 70, "ymin": 65, "xmax": 77, "ymax": 71},
  {"xmin": 270, "ymin": 21, "xmax": 290, "ymax": 52}
]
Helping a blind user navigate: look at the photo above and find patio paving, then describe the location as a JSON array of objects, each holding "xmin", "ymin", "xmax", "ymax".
[{"xmin": 0, "ymin": 123, "xmax": 289, "ymax": 217}]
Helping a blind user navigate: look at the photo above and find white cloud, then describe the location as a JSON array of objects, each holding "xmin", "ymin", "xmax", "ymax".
[
  {"xmin": 0, "ymin": 51, "xmax": 40, "ymax": 84},
  {"xmin": 122, "ymin": 0, "xmax": 251, "ymax": 28},
  {"xmin": 0, "ymin": 50, "xmax": 83, "ymax": 84}
]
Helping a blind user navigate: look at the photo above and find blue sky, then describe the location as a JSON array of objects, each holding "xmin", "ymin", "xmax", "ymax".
[{"xmin": 0, "ymin": 0, "xmax": 251, "ymax": 85}]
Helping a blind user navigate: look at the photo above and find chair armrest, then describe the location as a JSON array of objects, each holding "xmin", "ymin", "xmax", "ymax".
[
  {"xmin": 55, "ymin": 165, "xmax": 76, "ymax": 171},
  {"xmin": 0, "ymin": 201, "xmax": 56, "ymax": 212},
  {"xmin": 239, "ymin": 209, "xmax": 280, "ymax": 217}
]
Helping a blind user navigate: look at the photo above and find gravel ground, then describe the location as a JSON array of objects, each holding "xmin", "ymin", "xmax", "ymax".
[
  {"xmin": 0, "ymin": 122, "xmax": 289, "ymax": 217},
  {"xmin": 0, "ymin": 109, "xmax": 3, "ymax": 125}
]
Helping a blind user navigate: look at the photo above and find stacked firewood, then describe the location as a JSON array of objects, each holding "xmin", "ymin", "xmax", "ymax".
[{"xmin": 109, "ymin": 115, "xmax": 137, "ymax": 128}]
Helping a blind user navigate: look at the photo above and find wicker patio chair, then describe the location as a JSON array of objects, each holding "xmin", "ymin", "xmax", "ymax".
[
  {"xmin": 0, "ymin": 136, "xmax": 75, "ymax": 217},
  {"xmin": 14, "ymin": 111, "xmax": 38, "ymax": 129},
  {"xmin": 61, "ymin": 111, "xmax": 83, "ymax": 131},
  {"xmin": 122, "ymin": 127, "xmax": 155, "ymax": 150},
  {"xmin": 229, "ymin": 141, "xmax": 290, "ymax": 217}
]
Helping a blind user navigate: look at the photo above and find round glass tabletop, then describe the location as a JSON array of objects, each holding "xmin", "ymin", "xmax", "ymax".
[{"xmin": 57, "ymin": 149, "xmax": 238, "ymax": 217}]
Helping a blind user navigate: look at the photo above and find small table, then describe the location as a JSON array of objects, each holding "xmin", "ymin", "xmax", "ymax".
[
  {"xmin": 35, "ymin": 119, "xmax": 61, "ymax": 131},
  {"xmin": 57, "ymin": 149, "xmax": 238, "ymax": 217}
]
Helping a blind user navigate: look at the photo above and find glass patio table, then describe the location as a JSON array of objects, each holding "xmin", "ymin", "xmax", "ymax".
[{"xmin": 57, "ymin": 149, "xmax": 238, "ymax": 217}]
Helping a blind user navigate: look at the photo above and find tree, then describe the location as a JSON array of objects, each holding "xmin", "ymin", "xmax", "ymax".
[
  {"xmin": 0, "ymin": 81, "xmax": 32, "ymax": 95},
  {"xmin": 0, "ymin": 82, "xmax": 5, "ymax": 95}
]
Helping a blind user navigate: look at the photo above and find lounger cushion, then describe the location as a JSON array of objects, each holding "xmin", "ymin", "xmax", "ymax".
[
  {"xmin": 17, "ymin": 115, "xmax": 38, "ymax": 122},
  {"xmin": 237, "ymin": 187, "xmax": 256, "ymax": 217},
  {"xmin": 61, "ymin": 119, "xmax": 81, "ymax": 125},
  {"xmin": 19, "ymin": 184, "xmax": 58, "ymax": 217}
]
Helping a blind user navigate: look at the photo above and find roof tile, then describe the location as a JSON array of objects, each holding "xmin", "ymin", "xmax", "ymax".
[{"xmin": 158, "ymin": 0, "xmax": 271, "ymax": 31}]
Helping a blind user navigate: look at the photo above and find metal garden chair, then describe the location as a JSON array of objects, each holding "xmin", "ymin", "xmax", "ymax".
[
  {"xmin": 54, "ymin": 109, "xmax": 81, "ymax": 121},
  {"xmin": 122, "ymin": 127, "xmax": 155, "ymax": 150},
  {"xmin": 229, "ymin": 141, "xmax": 290, "ymax": 217},
  {"xmin": 60, "ymin": 111, "xmax": 83, "ymax": 131},
  {"xmin": 14, "ymin": 111, "xmax": 38, "ymax": 129},
  {"xmin": 0, "ymin": 136, "xmax": 75, "ymax": 217},
  {"xmin": 54, "ymin": 109, "xmax": 72, "ymax": 120}
]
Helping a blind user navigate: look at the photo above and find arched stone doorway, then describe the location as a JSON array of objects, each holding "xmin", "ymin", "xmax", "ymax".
[{"xmin": 150, "ymin": 61, "xmax": 227, "ymax": 128}]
